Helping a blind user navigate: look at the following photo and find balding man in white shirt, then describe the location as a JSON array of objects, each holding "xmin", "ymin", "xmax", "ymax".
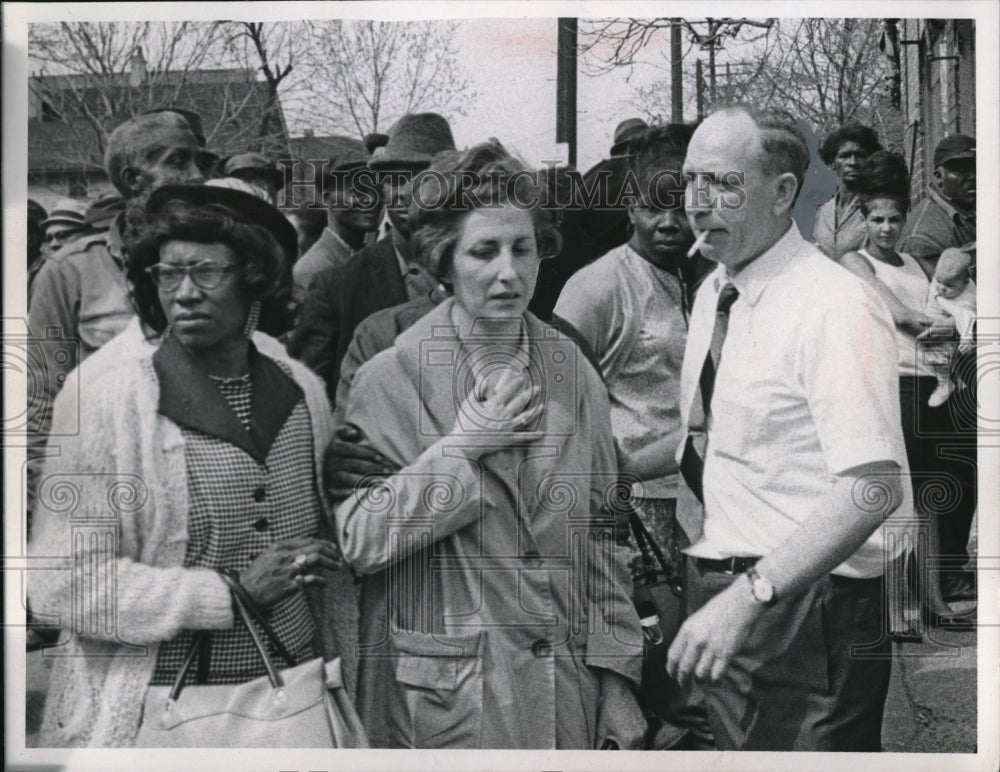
[{"xmin": 666, "ymin": 105, "xmax": 908, "ymax": 751}]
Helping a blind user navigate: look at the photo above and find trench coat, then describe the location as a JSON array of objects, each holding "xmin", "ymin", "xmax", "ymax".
[{"xmin": 336, "ymin": 299, "xmax": 643, "ymax": 749}]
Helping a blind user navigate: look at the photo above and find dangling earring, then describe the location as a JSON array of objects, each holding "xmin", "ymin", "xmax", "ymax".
[{"xmin": 243, "ymin": 300, "xmax": 262, "ymax": 338}]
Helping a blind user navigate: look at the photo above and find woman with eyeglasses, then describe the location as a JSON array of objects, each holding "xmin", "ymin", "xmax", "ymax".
[{"xmin": 28, "ymin": 180, "xmax": 356, "ymax": 747}]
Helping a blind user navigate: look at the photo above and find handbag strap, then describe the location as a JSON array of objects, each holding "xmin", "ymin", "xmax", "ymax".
[
  {"xmin": 217, "ymin": 570, "xmax": 297, "ymax": 668},
  {"xmin": 168, "ymin": 571, "xmax": 295, "ymax": 700},
  {"xmin": 628, "ymin": 508, "xmax": 678, "ymax": 584}
]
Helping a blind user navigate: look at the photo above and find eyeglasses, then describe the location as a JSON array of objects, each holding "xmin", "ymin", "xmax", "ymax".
[
  {"xmin": 146, "ymin": 261, "xmax": 236, "ymax": 291},
  {"xmin": 43, "ymin": 229, "xmax": 82, "ymax": 246}
]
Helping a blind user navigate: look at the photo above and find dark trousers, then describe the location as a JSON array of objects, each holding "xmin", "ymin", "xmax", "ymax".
[
  {"xmin": 688, "ymin": 558, "xmax": 891, "ymax": 751},
  {"xmin": 899, "ymin": 375, "xmax": 977, "ymax": 574}
]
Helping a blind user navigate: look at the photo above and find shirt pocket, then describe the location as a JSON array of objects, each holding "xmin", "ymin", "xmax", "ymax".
[{"xmin": 708, "ymin": 396, "xmax": 758, "ymax": 463}]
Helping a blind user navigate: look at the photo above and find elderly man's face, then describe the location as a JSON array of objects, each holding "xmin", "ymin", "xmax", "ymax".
[
  {"xmin": 683, "ymin": 111, "xmax": 782, "ymax": 271},
  {"xmin": 131, "ymin": 125, "xmax": 205, "ymax": 196}
]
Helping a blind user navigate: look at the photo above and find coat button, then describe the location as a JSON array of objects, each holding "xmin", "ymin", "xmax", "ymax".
[
  {"xmin": 253, "ymin": 487, "xmax": 266, "ymax": 502},
  {"xmin": 523, "ymin": 549, "xmax": 543, "ymax": 568},
  {"xmin": 253, "ymin": 517, "xmax": 269, "ymax": 532},
  {"xmin": 531, "ymin": 639, "xmax": 552, "ymax": 658}
]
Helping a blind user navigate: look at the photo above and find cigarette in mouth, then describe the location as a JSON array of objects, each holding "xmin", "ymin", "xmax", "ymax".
[{"xmin": 687, "ymin": 229, "xmax": 710, "ymax": 258}]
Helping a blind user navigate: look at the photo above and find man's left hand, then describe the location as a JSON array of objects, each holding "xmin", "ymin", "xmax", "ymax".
[{"xmin": 666, "ymin": 576, "xmax": 764, "ymax": 690}]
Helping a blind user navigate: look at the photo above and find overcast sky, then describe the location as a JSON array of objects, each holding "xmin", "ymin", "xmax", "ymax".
[{"xmin": 450, "ymin": 17, "xmax": 669, "ymax": 171}]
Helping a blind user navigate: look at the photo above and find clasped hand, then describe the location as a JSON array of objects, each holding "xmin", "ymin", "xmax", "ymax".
[{"xmin": 239, "ymin": 536, "xmax": 343, "ymax": 609}]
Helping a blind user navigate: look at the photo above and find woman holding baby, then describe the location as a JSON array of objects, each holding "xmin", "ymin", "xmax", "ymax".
[{"xmin": 838, "ymin": 151, "xmax": 976, "ymax": 639}]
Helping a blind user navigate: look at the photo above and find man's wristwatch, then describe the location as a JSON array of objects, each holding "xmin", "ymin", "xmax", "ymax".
[{"xmin": 746, "ymin": 565, "xmax": 778, "ymax": 606}]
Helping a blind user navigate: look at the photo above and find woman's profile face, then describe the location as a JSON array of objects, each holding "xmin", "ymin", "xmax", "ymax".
[
  {"xmin": 863, "ymin": 198, "xmax": 906, "ymax": 252},
  {"xmin": 447, "ymin": 207, "xmax": 540, "ymax": 321},
  {"xmin": 156, "ymin": 240, "xmax": 251, "ymax": 354}
]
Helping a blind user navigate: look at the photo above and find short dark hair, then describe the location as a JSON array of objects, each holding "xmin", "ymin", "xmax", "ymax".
[
  {"xmin": 628, "ymin": 123, "xmax": 696, "ymax": 178},
  {"xmin": 819, "ymin": 123, "xmax": 882, "ymax": 166},
  {"xmin": 407, "ymin": 140, "xmax": 562, "ymax": 281},
  {"xmin": 127, "ymin": 199, "xmax": 293, "ymax": 335},
  {"xmin": 858, "ymin": 150, "xmax": 911, "ymax": 216}
]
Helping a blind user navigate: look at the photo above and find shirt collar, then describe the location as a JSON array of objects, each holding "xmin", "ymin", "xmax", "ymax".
[
  {"xmin": 929, "ymin": 186, "xmax": 974, "ymax": 224},
  {"xmin": 107, "ymin": 213, "xmax": 125, "ymax": 266},
  {"xmin": 720, "ymin": 222, "xmax": 801, "ymax": 306},
  {"xmin": 321, "ymin": 225, "xmax": 352, "ymax": 253}
]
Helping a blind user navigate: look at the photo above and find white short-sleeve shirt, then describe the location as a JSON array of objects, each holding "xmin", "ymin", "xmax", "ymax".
[{"xmin": 678, "ymin": 225, "xmax": 910, "ymax": 578}]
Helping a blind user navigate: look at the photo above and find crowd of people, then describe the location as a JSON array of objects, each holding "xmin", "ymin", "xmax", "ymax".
[{"xmin": 25, "ymin": 103, "xmax": 977, "ymax": 751}]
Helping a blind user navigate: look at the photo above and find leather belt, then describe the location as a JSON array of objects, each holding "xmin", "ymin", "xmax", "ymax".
[{"xmin": 695, "ymin": 556, "xmax": 761, "ymax": 574}]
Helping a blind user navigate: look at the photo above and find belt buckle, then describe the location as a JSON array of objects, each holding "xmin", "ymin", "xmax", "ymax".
[{"xmin": 723, "ymin": 557, "xmax": 740, "ymax": 575}]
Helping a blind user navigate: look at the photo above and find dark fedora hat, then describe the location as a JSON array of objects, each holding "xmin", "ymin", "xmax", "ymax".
[
  {"xmin": 315, "ymin": 136, "xmax": 371, "ymax": 184},
  {"xmin": 220, "ymin": 151, "xmax": 287, "ymax": 189},
  {"xmin": 146, "ymin": 180, "xmax": 298, "ymax": 263},
  {"xmin": 610, "ymin": 117, "xmax": 649, "ymax": 156},
  {"xmin": 363, "ymin": 132, "xmax": 389, "ymax": 154},
  {"xmin": 368, "ymin": 113, "xmax": 456, "ymax": 171}
]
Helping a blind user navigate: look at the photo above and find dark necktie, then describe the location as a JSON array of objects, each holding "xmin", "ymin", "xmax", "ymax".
[{"xmin": 679, "ymin": 283, "xmax": 740, "ymax": 504}]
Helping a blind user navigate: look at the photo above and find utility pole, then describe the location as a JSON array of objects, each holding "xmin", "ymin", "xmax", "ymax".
[
  {"xmin": 556, "ymin": 18, "xmax": 578, "ymax": 167},
  {"xmin": 671, "ymin": 19, "xmax": 683, "ymax": 122},
  {"xmin": 707, "ymin": 18, "xmax": 718, "ymax": 105},
  {"xmin": 696, "ymin": 59, "xmax": 705, "ymax": 120}
]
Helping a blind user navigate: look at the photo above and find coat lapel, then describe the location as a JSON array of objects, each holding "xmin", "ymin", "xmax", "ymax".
[
  {"xmin": 367, "ymin": 238, "xmax": 407, "ymax": 308},
  {"xmin": 153, "ymin": 334, "xmax": 302, "ymax": 462},
  {"xmin": 393, "ymin": 304, "xmax": 580, "ymax": 540}
]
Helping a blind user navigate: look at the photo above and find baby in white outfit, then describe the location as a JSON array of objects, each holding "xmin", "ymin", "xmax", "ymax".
[{"xmin": 923, "ymin": 247, "xmax": 976, "ymax": 407}]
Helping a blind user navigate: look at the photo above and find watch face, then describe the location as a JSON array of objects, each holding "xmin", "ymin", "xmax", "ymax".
[
  {"xmin": 748, "ymin": 569, "xmax": 775, "ymax": 604},
  {"xmin": 754, "ymin": 577, "xmax": 774, "ymax": 603}
]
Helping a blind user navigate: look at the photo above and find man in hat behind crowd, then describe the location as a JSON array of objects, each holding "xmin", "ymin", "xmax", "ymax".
[
  {"xmin": 27, "ymin": 110, "xmax": 205, "ymax": 519},
  {"xmin": 38, "ymin": 198, "xmax": 88, "ymax": 260},
  {"xmin": 219, "ymin": 151, "xmax": 287, "ymax": 205},
  {"xmin": 899, "ymin": 133, "xmax": 977, "ymax": 278},
  {"xmin": 28, "ymin": 198, "xmax": 88, "ymax": 300},
  {"xmin": 291, "ymin": 137, "xmax": 382, "ymax": 302},
  {"xmin": 898, "ymin": 133, "xmax": 978, "ymax": 605},
  {"xmin": 289, "ymin": 112, "xmax": 455, "ymax": 402}
]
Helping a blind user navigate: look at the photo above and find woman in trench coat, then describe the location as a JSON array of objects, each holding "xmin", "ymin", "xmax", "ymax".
[{"xmin": 335, "ymin": 141, "xmax": 644, "ymax": 749}]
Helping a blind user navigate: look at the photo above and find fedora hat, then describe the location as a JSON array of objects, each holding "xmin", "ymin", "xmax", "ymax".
[
  {"xmin": 220, "ymin": 151, "xmax": 287, "ymax": 189},
  {"xmin": 609, "ymin": 118, "xmax": 649, "ymax": 157},
  {"xmin": 41, "ymin": 198, "xmax": 88, "ymax": 230},
  {"xmin": 363, "ymin": 132, "xmax": 389, "ymax": 154},
  {"xmin": 314, "ymin": 136, "xmax": 371, "ymax": 185},
  {"xmin": 368, "ymin": 113, "xmax": 455, "ymax": 171},
  {"xmin": 146, "ymin": 181, "xmax": 298, "ymax": 263}
]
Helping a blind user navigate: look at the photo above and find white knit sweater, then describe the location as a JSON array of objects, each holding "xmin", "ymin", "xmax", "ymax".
[{"xmin": 28, "ymin": 319, "xmax": 353, "ymax": 747}]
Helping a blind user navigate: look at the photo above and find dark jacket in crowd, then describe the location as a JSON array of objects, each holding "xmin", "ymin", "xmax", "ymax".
[{"xmin": 288, "ymin": 236, "xmax": 405, "ymax": 402}]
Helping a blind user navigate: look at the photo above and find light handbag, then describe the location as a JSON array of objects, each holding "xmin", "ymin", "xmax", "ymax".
[{"xmin": 134, "ymin": 571, "xmax": 369, "ymax": 748}]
